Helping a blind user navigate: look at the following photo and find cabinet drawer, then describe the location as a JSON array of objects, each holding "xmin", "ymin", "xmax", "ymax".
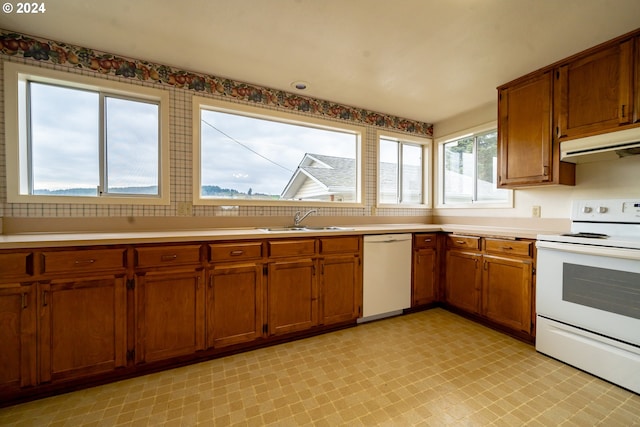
[
  {"xmin": 319, "ymin": 236, "xmax": 360, "ymax": 254},
  {"xmin": 41, "ymin": 248, "xmax": 126, "ymax": 274},
  {"xmin": 135, "ymin": 245, "xmax": 202, "ymax": 268},
  {"xmin": 0, "ymin": 252, "xmax": 34, "ymax": 279},
  {"xmin": 268, "ymin": 239, "xmax": 316, "ymax": 258},
  {"xmin": 446, "ymin": 235, "xmax": 481, "ymax": 250},
  {"xmin": 413, "ymin": 233, "xmax": 437, "ymax": 249},
  {"xmin": 210, "ymin": 242, "xmax": 263, "ymax": 262},
  {"xmin": 485, "ymin": 239, "xmax": 532, "ymax": 257}
]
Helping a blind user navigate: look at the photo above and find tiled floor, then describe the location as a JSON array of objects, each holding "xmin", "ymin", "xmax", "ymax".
[{"xmin": 1, "ymin": 308, "xmax": 639, "ymax": 426}]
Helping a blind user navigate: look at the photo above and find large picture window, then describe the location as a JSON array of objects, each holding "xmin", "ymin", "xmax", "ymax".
[
  {"xmin": 4, "ymin": 62, "xmax": 170, "ymax": 204},
  {"xmin": 193, "ymin": 97, "xmax": 363, "ymax": 206}
]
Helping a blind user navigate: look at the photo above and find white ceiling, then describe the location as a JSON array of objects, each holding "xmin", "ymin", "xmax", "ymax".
[{"xmin": 2, "ymin": 0, "xmax": 640, "ymax": 124}]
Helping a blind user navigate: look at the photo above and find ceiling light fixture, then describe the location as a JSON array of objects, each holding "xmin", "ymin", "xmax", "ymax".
[{"xmin": 291, "ymin": 81, "xmax": 309, "ymax": 90}]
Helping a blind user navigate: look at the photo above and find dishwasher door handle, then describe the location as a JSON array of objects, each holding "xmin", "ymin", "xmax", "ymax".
[{"xmin": 366, "ymin": 239, "xmax": 412, "ymax": 244}]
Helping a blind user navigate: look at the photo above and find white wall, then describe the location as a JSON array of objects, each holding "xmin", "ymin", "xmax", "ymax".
[{"xmin": 434, "ymin": 102, "xmax": 640, "ymax": 221}]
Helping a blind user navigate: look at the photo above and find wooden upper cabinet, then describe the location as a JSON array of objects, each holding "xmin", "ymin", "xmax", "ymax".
[
  {"xmin": 498, "ymin": 72, "xmax": 575, "ymax": 187},
  {"xmin": 555, "ymin": 38, "xmax": 636, "ymax": 140},
  {"xmin": 498, "ymin": 72, "xmax": 552, "ymax": 186},
  {"xmin": 497, "ymin": 29, "xmax": 640, "ymax": 188}
]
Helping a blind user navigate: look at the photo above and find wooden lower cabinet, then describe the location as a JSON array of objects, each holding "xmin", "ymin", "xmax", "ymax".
[
  {"xmin": 0, "ymin": 284, "xmax": 36, "ymax": 393},
  {"xmin": 412, "ymin": 233, "xmax": 439, "ymax": 307},
  {"xmin": 135, "ymin": 269, "xmax": 205, "ymax": 363},
  {"xmin": 39, "ymin": 275, "xmax": 127, "ymax": 383},
  {"xmin": 445, "ymin": 250, "xmax": 482, "ymax": 314},
  {"xmin": 445, "ymin": 236, "xmax": 535, "ymax": 339},
  {"xmin": 482, "ymin": 255, "xmax": 533, "ymax": 333},
  {"xmin": 267, "ymin": 258, "xmax": 318, "ymax": 336},
  {"xmin": 206, "ymin": 263, "xmax": 263, "ymax": 348},
  {"xmin": 413, "ymin": 249, "xmax": 437, "ymax": 306},
  {"xmin": 320, "ymin": 255, "xmax": 360, "ymax": 325}
]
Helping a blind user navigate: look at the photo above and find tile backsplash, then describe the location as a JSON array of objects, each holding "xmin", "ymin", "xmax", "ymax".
[{"xmin": 0, "ymin": 29, "xmax": 432, "ymax": 224}]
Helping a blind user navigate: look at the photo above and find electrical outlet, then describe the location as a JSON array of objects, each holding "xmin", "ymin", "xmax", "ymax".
[
  {"xmin": 532, "ymin": 205, "xmax": 541, "ymax": 218},
  {"xmin": 177, "ymin": 202, "xmax": 193, "ymax": 216}
]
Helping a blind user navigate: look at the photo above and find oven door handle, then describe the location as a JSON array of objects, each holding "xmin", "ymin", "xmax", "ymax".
[{"xmin": 536, "ymin": 241, "xmax": 640, "ymax": 261}]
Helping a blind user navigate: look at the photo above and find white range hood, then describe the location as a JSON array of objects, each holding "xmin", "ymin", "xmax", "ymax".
[{"xmin": 561, "ymin": 127, "xmax": 640, "ymax": 163}]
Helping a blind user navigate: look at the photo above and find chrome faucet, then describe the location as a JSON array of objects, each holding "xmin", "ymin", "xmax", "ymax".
[{"xmin": 293, "ymin": 209, "xmax": 317, "ymax": 226}]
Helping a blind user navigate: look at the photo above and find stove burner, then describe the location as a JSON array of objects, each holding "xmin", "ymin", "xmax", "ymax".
[{"xmin": 561, "ymin": 232, "xmax": 609, "ymax": 239}]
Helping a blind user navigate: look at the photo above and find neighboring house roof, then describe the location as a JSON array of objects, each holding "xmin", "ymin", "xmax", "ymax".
[
  {"xmin": 280, "ymin": 153, "xmax": 356, "ymax": 199},
  {"xmin": 281, "ymin": 152, "xmax": 422, "ymax": 201}
]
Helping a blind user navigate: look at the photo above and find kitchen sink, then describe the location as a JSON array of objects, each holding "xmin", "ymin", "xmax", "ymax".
[
  {"xmin": 303, "ymin": 226, "xmax": 354, "ymax": 231},
  {"xmin": 258, "ymin": 226, "xmax": 354, "ymax": 232}
]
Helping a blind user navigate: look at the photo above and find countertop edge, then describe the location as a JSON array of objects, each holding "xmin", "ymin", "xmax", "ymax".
[{"xmin": 0, "ymin": 224, "xmax": 559, "ymax": 249}]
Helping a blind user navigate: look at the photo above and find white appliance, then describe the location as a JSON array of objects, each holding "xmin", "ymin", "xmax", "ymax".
[
  {"xmin": 560, "ymin": 126, "xmax": 640, "ymax": 163},
  {"xmin": 536, "ymin": 199, "xmax": 640, "ymax": 393},
  {"xmin": 359, "ymin": 234, "xmax": 412, "ymax": 323}
]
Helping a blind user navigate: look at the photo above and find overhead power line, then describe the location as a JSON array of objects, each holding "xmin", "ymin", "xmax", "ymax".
[{"xmin": 201, "ymin": 118, "xmax": 294, "ymax": 173}]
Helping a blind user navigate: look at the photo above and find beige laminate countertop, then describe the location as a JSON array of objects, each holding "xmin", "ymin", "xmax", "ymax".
[{"xmin": 0, "ymin": 223, "xmax": 559, "ymax": 249}]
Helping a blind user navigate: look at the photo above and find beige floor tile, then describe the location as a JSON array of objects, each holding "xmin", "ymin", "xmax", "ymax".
[{"xmin": 1, "ymin": 309, "xmax": 638, "ymax": 427}]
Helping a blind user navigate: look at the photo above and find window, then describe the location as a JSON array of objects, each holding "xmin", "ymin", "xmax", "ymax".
[
  {"xmin": 439, "ymin": 126, "xmax": 510, "ymax": 206},
  {"xmin": 193, "ymin": 96, "xmax": 363, "ymax": 206},
  {"xmin": 377, "ymin": 131, "xmax": 431, "ymax": 206},
  {"xmin": 4, "ymin": 62, "xmax": 170, "ymax": 204}
]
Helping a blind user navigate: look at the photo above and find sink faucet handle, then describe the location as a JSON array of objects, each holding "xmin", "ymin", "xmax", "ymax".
[{"xmin": 293, "ymin": 209, "xmax": 317, "ymax": 226}]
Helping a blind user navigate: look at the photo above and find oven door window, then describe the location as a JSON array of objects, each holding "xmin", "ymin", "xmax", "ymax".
[{"xmin": 563, "ymin": 263, "xmax": 640, "ymax": 320}]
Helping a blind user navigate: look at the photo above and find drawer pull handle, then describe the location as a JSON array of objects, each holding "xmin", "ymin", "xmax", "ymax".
[
  {"xmin": 424, "ymin": 238, "xmax": 432, "ymax": 242},
  {"xmin": 456, "ymin": 240, "xmax": 467, "ymax": 244},
  {"xmin": 161, "ymin": 254, "xmax": 178, "ymax": 261},
  {"xmin": 501, "ymin": 246, "xmax": 513, "ymax": 250},
  {"xmin": 230, "ymin": 250, "xmax": 244, "ymax": 256},
  {"xmin": 74, "ymin": 259, "xmax": 96, "ymax": 265}
]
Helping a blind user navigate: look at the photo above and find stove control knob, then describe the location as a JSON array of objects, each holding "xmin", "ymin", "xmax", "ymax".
[
  {"xmin": 598, "ymin": 206, "xmax": 608, "ymax": 214},
  {"xmin": 582, "ymin": 206, "xmax": 593, "ymax": 213}
]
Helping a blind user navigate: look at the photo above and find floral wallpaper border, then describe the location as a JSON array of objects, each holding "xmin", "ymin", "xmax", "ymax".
[{"xmin": 0, "ymin": 30, "xmax": 433, "ymax": 137}]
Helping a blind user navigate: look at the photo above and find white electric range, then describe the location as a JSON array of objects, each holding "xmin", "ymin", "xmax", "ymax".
[{"xmin": 536, "ymin": 199, "xmax": 640, "ymax": 394}]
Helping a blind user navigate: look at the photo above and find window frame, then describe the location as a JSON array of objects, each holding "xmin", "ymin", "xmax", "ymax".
[
  {"xmin": 436, "ymin": 121, "xmax": 512, "ymax": 209},
  {"xmin": 192, "ymin": 95, "xmax": 365, "ymax": 207},
  {"xmin": 376, "ymin": 130, "xmax": 432, "ymax": 208},
  {"xmin": 4, "ymin": 61, "xmax": 170, "ymax": 205}
]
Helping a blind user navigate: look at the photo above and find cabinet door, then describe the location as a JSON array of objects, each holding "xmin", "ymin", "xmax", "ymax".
[
  {"xmin": 320, "ymin": 255, "xmax": 360, "ymax": 325},
  {"xmin": 482, "ymin": 255, "xmax": 533, "ymax": 333},
  {"xmin": 0, "ymin": 284, "xmax": 36, "ymax": 392},
  {"xmin": 207, "ymin": 263, "xmax": 263, "ymax": 348},
  {"xmin": 39, "ymin": 276, "xmax": 127, "ymax": 383},
  {"xmin": 498, "ymin": 72, "xmax": 554, "ymax": 186},
  {"xmin": 268, "ymin": 258, "xmax": 317, "ymax": 335},
  {"xmin": 413, "ymin": 248, "xmax": 436, "ymax": 306},
  {"xmin": 556, "ymin": 39, "xmax": 634, "ymax": 139},
  {"xmin": 445, "ymin": 250, "xmax": 481, "ymax": 314},
  {"xmin": 135, "ymin": 269, "xmax": 205, "ymax": 363}
]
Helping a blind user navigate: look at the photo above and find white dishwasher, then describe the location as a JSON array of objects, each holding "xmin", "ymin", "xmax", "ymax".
[{"xmin": 359, "ymin": 234, "xmax": 412, "ymax": 323}]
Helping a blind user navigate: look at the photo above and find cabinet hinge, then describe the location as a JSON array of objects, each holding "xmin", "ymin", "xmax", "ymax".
[
  {"xmin": 126, "ymin": 278, "xmax": 135, "ymax": 290},
  {"xmin": 126, "ymin": 349, "xmax": 135, "ymax": 361},
  {"xmin": 532, "ymin": 266, "xmax": 536, "ymax": 275}
]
